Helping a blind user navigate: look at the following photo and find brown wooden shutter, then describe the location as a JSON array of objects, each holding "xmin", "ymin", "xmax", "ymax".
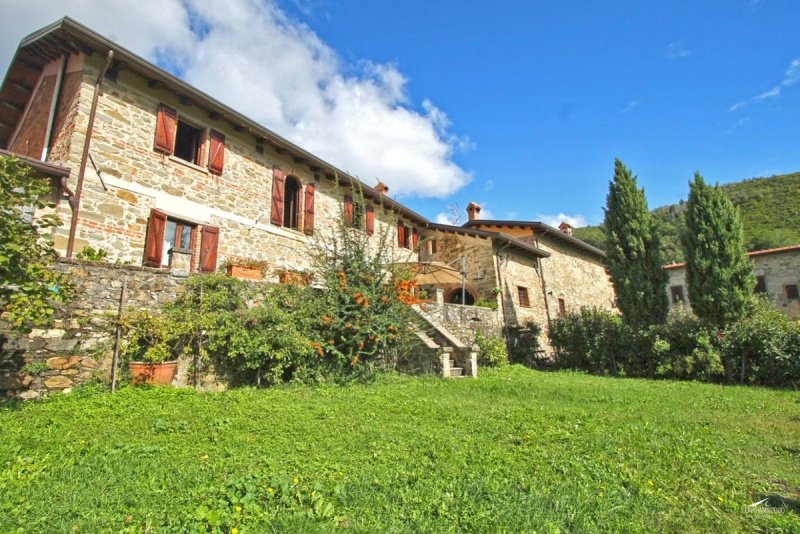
[
  {"xmin": 144, "ymin": 208, "xmax": 167, "ymax": 266},
  {"xmin": 154, "ymin": 104, "xmax": 176, "ymax": 154},
  {"xmin": 199, "ymin": 225, "xmax": 219, "ymax": 273},
  {"xmin": 270, "ymin": 166, "xmax": 286, "ymax": 226},
  {"xmin": 412, "ymin": 228, "xmax": 419, "ymax": 250},
  {"xmin": 208, "ymin": 129, "xmax": 225, "ymax": 175},
  {"xmin": 366, "ymin": 205, "xmax": 375, "ymax": 235},
  {"xmin": 397, "ymin": 222, "xmax": 406, "ymax": 248},
  {"xmin": 303, "ymin": 183, "xmax": 315, "ymax": 235},
  {"xmin": 344, "ymin": 195, "xmax": 354, "ymax": 226}
]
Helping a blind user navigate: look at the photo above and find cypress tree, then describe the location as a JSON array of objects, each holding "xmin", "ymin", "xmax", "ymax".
[
  {"xmin": 682, "ymin": 172, "xmax": 754, "ymax": 329},
  {"xmin": 603, "ymin": 159, "xmax": 669, "ymax": 329}
]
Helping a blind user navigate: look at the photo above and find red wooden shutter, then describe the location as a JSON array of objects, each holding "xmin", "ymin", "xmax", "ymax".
[
  {"xmin": 154, "ymin": 104, "xmax": 176, "ymax": 154},
  {"xmin": 344, "ymin": 195, "xmax": 354, "ymax": 226},
  {"xmin": 303, "ymin": 183, "xmax": 315, "ymax": 235},
  {"xmin": 412, "ymin": 228, "xmax": 419, "ymax": 250},
  {"xmin": 199, "ymin": 225, "xmax": 219, "ymax": 273},
  {"xmin": 208, "ymin": 129, "xmax": 225, "ymax": 175},
  {"xmin": 144, "ymin": 208, "xmax": 167, "ymax": 266},
  {"xmin": 270, "ymin": 166, "xmax": 286, "ymax": 226},
  {"xmin": 366, "ymin": 205, "xmax": 375, "ymax": 235},
  {"xmin": 397, "ymin": 222, "xmax": 406, "ymax": 248}
]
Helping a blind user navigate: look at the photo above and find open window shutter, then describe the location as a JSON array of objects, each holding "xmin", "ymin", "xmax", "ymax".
[
  {"xmin": 208, "ymin": 129, "xmax": 225, "ymax": 175},
  {"xmin": 303, "ymin": 183, "xmax": 315, "ymax": 235},
  {"xmin": 397, "ymin": 222, "xmax": 406, "ymax": 248},
  {"xmin": 412, "ymin": 228, "xmax": 419, "ymax": 250},
  {"xmin": 366, "ymin": 205, "xmax": 375, "ymax": 235},
  {"xmin": 344, "ymin": 195, "xmax": 354, "ymax": 226},
  {"xmin": 144, "ymin": 208, "xmax": 167, "ymax": 266},
  {"xmin": 199, "ymin": 225, "xmax": 219, "ymax": 273},
  {"xmin": 270, "ymin": 166, "xmax": 286, "ymax": 225},
  {"xmin": 154, "ymin": 104, "xmax": 176, "ymax": 154}
]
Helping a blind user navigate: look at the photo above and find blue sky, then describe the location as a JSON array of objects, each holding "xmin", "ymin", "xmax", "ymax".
[
  {"xmin": 1, "ymin": 0, "xmax": 799, "ymax": 227},
  {"xmin": 279, "ymin": 0, "xmax": 800, "ymax": 225}
]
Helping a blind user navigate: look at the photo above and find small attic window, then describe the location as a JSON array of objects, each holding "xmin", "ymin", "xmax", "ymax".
[{"xmin": 174, "ymin": 119, "xmax": 203, "ymax": 165}]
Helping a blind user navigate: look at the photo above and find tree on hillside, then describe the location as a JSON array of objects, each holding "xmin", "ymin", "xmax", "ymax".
[
  {"xmin": 0, "ymin": 156, "xmax": 71, "ymax": 329},
  {"xmin": 682, "ymin": 172, "xmax": 754, "ymax": 334},
  {"xmin": 603, "ymin": 159, "xmax": 669, "ymax": 330}
]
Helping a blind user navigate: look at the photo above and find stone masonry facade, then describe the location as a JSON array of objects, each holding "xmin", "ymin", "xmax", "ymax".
[{"xmin": 666, "ymin": 246, "xmax": 800, "ymax": 317}]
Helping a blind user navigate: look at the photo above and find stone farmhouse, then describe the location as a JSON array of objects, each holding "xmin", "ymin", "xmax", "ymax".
[
  {"xmin": 0, "ymin": 18, "xmax": 615, "ymax": 356},
  {"xmin": 665, "ymin": 245, "xmax": 800, "ymax": 317}
]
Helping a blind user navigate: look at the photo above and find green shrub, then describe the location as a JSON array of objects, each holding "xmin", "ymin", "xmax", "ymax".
[
  {"xmin": 652, "ymin": 310, "xmax": 724, "ymax": 381},
  {"xmin": 721, "ymin": 298, "xmax": 800, "ymax": 387},
  {"xmin": 75, "ymin": 246, "xmax": 108, "ymax": 262},
  {"xmin": 548, "ymin": 308, "xmax": 634, "ymax": 375},
  {"xmin": 474, "ymin": 330, "xmax": 508, "ymax": 366},
  {"xmin": 505, "ymin": 321, "xmax": 544, "ymax": 366},
  {"xmin": 474, "ymin": 298, "xmax": 498, "ymax": 310}
]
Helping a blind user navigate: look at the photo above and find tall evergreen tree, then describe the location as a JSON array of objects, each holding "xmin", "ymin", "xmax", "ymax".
[
  {"xmin": 603, "ymin": 159, "xmax": 669, "ymax": 329},
  {"xmin": 682, "ymin": 172, "xmax": 754, "ymax": 329}
]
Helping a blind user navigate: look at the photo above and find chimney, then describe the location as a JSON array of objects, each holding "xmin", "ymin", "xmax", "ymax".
[
  {"xmin": 375, "ymin": 181, "xmax": 389, "ymax": 195},
  {"xmin": 558, "ymin": 221, "xmax": 574, "ymax": 235},
  {"xmin": 466, "ymin": 202, "xmax": 482, "ymax": 221}
]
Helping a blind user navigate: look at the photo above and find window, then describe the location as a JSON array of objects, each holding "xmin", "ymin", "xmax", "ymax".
[
  {"xmin": 517, "ymin": 286, "xmax": 530, "ymax": 307},
  {"xmin": 283, "ymin": 176, "xmax": 301, "ymax": 229},
  {"xmin": 754, "ymin": 276, "xmax": 767, "ymax": 294},
  {"xmin": 270, "ymin": 167, "xmax": 315, "ymax": 235},
  {"xmin": 144, "ymin": 208, "xmax": 218, "ymax": 272},
  {"xmin": 352, "ymin": 200, "xmax": 365, "ymax": 231},
  {"xmin": 558, "ymin": 298, "xmax": 566, "ymax": 315},
  {"xmin": 397, "ymin": 222, "xmax": 409, "ymax": 249},
  {"xmin": 670, "ymin": 285, "xmax": 685, "ymax": 304},
  {"xmin": 785, "ymin": 284, "xmax": 799, "ymax": 300},
  {"xmin": 174, "ymin": 119, "xmax": 203, "ymax": 165},
  {"xmin": 153, "ymin": 104, "xmax": 226, "ymax": 174}
]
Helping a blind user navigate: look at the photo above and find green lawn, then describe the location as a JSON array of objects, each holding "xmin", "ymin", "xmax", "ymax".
[{"xmin": 1, "ymin": 367, "xmax": 798, "ymax": 533}]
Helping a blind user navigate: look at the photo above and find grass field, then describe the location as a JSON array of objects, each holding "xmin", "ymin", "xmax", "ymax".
[{"xmin": 1, "ymin": 366, "xmax": 798, "ymax": 532}]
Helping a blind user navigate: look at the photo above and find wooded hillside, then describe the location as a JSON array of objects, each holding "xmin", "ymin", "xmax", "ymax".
[{"xmin": 573, "ymin": 172, "xmax": 800, "ymax": 262}]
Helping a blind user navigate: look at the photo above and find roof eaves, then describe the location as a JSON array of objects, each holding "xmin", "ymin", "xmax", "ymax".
[
  {"xmin": 15, "ymin": 18, "xmax": 429, "ymax": 225},
  {"xmin": 0, "ymin": 149, "xmax": 71, "ymax": 177},
  {"xmin": 426, "ymin": 223, "xmax": 550, "ymax": 258},
  {"xmin": 463, "ymin": 219, "xmax": 606, "ymax": 258}
]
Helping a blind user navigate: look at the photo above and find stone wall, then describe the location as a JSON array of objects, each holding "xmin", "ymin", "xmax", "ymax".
[
  {"xmin": 35, "ymin": 52, "xmax": 419, "ymax": 281},
  {"xmin": 420, "ymin": 299, "xmax": 503, "ymax": 345},
  {"xmin": 666, "ymin": 248, "xmax": 800, "ymax": 317},
  {"xmin": 0, "ymin": 259, "xmax": 184, "ymax": 400},
  {"xmin": 421, "ymin": 229, "xmax": 499, "ymax": 304}
]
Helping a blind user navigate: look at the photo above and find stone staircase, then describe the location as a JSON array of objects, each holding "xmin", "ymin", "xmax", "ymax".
[{"xmin": 412, "ymin": 306, "xmax": 478, "ymax": 379}]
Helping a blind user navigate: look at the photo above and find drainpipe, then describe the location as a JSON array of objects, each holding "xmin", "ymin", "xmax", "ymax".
[
  {"xmin": 42, "ymin": 54, "xmax": 68, "ymax": 161},
  {"xmin": 537, "ymin": 256, "xmax": 552, "ymax": 328},
  {"xmin": 494, "ymin": 241, "xmax": 513, "ymax": 358},
  {"xmin": 66, "ymin": 50, "xmax": 114, "ymax": 258}
]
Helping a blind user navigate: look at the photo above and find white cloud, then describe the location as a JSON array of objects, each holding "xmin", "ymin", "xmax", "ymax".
[
  {"xmin": 665, "ymin": 41, "xmax": 692, "ymax": 60},
  {"xmin": 435, "ymin": 212, "xmax": 454, "ymax": 225},
  {"xmin": 724, "ymin": 116, "xmax": 749, "ymax": 134},
  {"xmin": 0, "ymin": 0, "xmax": 470, "ymax": 198},
  {"xmin": 535, "ymin": 213, "xmax": 588, "ymax": 228},
  {"xmin": 619, "ymin": 99, "xmax": 641, "ymax": 114},
  {"xmin": 730, "ymin": 57, "xmax": 800, "ymax": 110}
]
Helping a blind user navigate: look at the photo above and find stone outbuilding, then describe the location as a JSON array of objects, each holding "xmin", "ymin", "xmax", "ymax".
[{"xmin": 665, "ymin": 245, "xmax": 800, "ymax": 317}]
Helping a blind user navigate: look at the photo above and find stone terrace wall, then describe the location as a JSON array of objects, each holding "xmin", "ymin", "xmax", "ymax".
[
  {"xmin": 420, "ymin": 301, "xmax": 503, "ymax": 345},
  {"xmin": 0, "ymin": 259, "xmax": 184, "ymax": 399}
]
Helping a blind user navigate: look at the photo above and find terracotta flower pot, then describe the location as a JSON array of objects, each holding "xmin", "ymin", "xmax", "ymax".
[
  {"xmin": 226, "ymin": 265, "xmax": 263, "ymax": 280},
  {"xmin": 129, "ymin": 361, "xmax": 178, "ymax": 386}
]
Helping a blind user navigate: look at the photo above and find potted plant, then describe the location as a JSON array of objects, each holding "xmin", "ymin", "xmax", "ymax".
[
  {"xmin": 221, "ymin": 258, "xmax": 267, "ymax": 280},
  {"xmin": 121, "ymin": 310, "xmax": 180, "ymax": 386}
]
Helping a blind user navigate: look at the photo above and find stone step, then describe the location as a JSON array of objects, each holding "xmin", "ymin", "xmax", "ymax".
[{"xmin": 450, "ymin": 367, "xmax": 463, "ymax": 377}]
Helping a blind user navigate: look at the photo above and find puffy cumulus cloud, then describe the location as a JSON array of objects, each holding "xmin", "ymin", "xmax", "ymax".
[
  {"xmin": 535, "ymin": 213, "xmax": 588, "ymax": 228},
  {"xmin": 0, "ymin": 0, "xmax": 470, "ymax": 198}
]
